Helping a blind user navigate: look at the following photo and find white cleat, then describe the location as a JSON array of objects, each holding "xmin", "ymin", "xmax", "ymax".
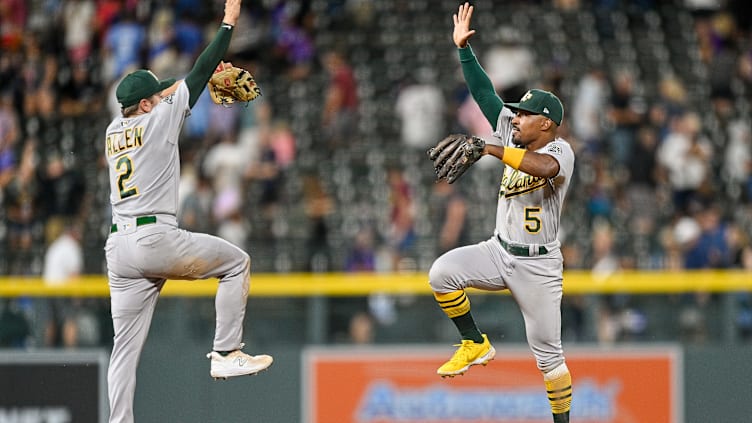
[{"xmin": 206, "ymin": 347, "xmax": 273, "ymax": 380}]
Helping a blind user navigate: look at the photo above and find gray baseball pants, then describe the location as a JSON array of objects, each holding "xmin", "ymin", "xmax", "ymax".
[
  {"xmin": 105, "ymin": 217, "xmax": 250, "ymax": 423},
  {"xmin": 428, "ymin": 236, "xmax": 565, "ymax": 373}
]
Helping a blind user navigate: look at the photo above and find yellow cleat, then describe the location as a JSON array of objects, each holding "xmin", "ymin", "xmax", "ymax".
[{"xmin": 437, "ymin": 334, "xmax": 495, "ymax": 377}]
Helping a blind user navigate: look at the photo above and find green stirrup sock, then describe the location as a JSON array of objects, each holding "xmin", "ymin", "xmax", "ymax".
[{"xmin": 451, "ymin": 313, "xmax": 484, "ymax": 343}]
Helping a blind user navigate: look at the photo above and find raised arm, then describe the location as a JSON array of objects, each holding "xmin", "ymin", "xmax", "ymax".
[
  {"xmin": 453, "ymin": 3, "xmax": 503, "ymax": 127},
  {"xmin": 183, "ymin": 0, "xmax": 241, "ymax": 108}
]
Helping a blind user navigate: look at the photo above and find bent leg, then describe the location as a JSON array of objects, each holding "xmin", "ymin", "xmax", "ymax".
[{"xmin": 151, "ymin": 229, "xmax": 251, "ymax": 352}]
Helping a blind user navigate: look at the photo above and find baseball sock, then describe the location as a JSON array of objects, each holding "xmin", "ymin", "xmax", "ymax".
[
  {"xmin": 544, "ymin": 363, "xmax": 572, "ymax": 423},
  {"xmin": 434, "ymin": 291, "xmax": 484, "ymax": 343}
]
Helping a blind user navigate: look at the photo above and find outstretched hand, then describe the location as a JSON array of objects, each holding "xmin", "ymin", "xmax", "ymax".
[
  {"xmin": 223, "ymin": 0, "xmax": 241, "ymax": 26},
  {"xmin": 453, "ymin": 2, "xmax": 476, "ymax": 48}
]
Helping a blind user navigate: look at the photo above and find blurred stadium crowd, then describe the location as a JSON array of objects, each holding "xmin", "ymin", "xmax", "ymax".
[{"xmin": 1, "ymin": 0, "xmax": 751, "ymax": 348}]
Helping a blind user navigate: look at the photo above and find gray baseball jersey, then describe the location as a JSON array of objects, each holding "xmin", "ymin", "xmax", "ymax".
[
  {"xmin": 105, "ymin": 82, "xmax": 251, "ymax": 423},
  {"xmin": 428, "ymin": 106, "xmax": 575, "ymax": 373},
  {"xmin": 105, "ymin": 84, "xmax": 188, "ymax": 219},
  {"xmin": 492, "ymin": 106, "xmax": 575, "ymax": 246}
]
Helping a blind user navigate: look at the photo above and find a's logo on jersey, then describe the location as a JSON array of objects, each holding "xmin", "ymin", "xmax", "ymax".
[
  {"xmin": 547, "ymin": 143, "xmax": 562, "ymax": 155},
  {"xmin": 499, "ymin": 168, "xmax": 548, "ymax": 198},
  {"xmin": 161, "ymin": 94, "xmax": 174, "ymax": 104}
]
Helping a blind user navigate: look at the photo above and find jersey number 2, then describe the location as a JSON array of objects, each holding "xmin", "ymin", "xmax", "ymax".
[{"xmin": 116, "ymin": 156, "xmax": 139, "ymax": 199}]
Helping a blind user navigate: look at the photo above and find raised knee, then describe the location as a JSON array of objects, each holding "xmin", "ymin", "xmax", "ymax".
[
  {"xmin": 428, "ymin": 257, "xmax": 457, "ymax": 291},
  {"xmin": 428, "ymin": 261, "xmax": 446, "ymax": 291}
]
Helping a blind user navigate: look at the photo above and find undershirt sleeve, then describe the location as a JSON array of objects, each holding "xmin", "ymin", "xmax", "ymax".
[{"xmin": 458, "ymin": 45, "xmax": 504, "ymax": 128}]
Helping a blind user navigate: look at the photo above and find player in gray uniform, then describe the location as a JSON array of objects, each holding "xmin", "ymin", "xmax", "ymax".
[
  {"xmin": 429, "ymin": 4, "xmax": 573, "ymax": 423},
  {"xmin": 104, "ymin": 1, "xmax": 272, "ymax": 422}
]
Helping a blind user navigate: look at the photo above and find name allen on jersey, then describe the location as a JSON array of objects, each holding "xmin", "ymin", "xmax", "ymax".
[{"xmin": 106, "ymin": 125, "xmax": 144, "ymax": 157}]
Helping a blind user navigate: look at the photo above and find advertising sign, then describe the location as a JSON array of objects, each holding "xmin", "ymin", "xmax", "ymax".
[
  {"xmin": 303, "ymin": 345, "xmax": 682, "ymax": 423},
  {"xmin": 0, "ymin": 350, "xmax": 108, "ymax": 423}
]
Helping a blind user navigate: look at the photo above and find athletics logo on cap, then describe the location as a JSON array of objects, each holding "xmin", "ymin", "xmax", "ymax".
[
  {"xmin": 116, "ymin": 69, "xmax": 176, "ymax": 108},
  {"xmin": 505, "ymin": 89, "xmax": 564, "ymax": 126}
]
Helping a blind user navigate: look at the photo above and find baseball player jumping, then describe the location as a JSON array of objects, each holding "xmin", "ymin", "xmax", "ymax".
[
  {"xmin": 428, "ymin": 3, "xmax": 574, "ymax": 423},
  {"xmin": 104, "ymin": 1, "xmax": 272, "ymax": 422}
]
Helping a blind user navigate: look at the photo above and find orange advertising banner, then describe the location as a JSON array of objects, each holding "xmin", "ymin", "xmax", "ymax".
[{"xmin": 302, "ymin": 345, "xmax": 682, "ymax": 423}]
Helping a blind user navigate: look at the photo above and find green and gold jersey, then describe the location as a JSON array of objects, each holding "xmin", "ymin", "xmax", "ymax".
[
  {"xmin": 105, "ymin": 83, "xmax": 190, "ymax": 221},
  {"xmin": 492, "ymin": 107, "xmax": 575, "ymax": 246}
]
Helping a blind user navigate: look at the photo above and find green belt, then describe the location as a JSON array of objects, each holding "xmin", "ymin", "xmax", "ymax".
[
  {"xmin": 110, "ymin": 216, "xmax": 157, "ymax": 233},
  {"xmin": 496, "ymin": 235, "xmax": 548, "ymax": 257}
]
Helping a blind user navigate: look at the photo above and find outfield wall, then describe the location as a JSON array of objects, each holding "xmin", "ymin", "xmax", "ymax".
[
  {"xmin": 1, "ymin": 270, "xmax": 750, "ymax": 422},
  {"xmin": 1, "ymin": 269, "xmax": 750, "ymax": 297}
]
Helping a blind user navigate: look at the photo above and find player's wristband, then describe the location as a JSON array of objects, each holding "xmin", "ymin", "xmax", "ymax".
[
  {"xmin": 221, "ymin": 22, "xmax": 234, "ymax": 30},
  {"xmin": 502, "ymin": 147, "xmax": 526, "ymax": 169}
]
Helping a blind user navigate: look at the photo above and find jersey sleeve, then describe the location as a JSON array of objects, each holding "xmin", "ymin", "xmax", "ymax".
[
  {"xmin": 541, "ymin": 138, "xmax": 575, "ymax": 181},
  {"xmin": 489, "ymin": 107, "xmax": 515, "ymax": 147},
  {"xmin": 154, "ymin": 83, "xmax": 191, "ymax": 144}
]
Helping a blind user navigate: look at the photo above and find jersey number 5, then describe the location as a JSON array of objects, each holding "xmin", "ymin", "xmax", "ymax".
[
  {"xmin": 524, "ymin": 207, "xmax": 542, "ymax": 233},
  {"xmin": 116, "ymin": 155, "xmax": 139, "ymax": 199}
]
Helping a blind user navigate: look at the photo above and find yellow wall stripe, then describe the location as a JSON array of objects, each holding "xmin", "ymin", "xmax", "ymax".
[{"xmin": 0, "ymin": 270, "xmax": 750, "ymax": 297}]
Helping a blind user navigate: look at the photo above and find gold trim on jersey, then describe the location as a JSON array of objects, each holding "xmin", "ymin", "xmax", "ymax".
[{"xmin": 499, "ymin": 168, "xmax": 548, "ymax": 198}]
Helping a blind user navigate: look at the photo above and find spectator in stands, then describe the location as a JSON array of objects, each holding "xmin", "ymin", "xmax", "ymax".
[
  {"xmin": 395, "ymin": 68, "xmax": 446, "ymax": 152},
  {"xmin": 38, "ymin": 152, "xmax": 87, "ymax": 245},
  {"xmin": 674, "ymin": 202, "xmax": 733, "ymax": 343},
  {"xmin": 344, "ymin": 225, "xmax": 376, "ymax": 272},
  {"xmin": 245, "ymin": 119, "xmax": 294, "ymax": 221},
  {"xmin": 625, "ymin": 125, "xmax": 661, "ymax": 220},
  {"xmin": 429, "ymin": 180, "xmax": 469, "ymax": 257},
  {"xmin": 0, "ymin": 0, "xmax": 27, "ymax": 52},
  {"xmin": 102, "ymin": 9, "xmax": 145, "ymax": 83},
  {"xmin": 724, "ymin": 119, "xmax": 752, "ymax": 203},
  {"xmin": 178, "ymin": 169, "xmax": 216, "ymax": 235},
  {"xmin": 4, "ymin": 139, "xmax": 40, "ymax": 275},
  {"xmin": 348, "ymin": 311, "xmax": 375, "ymax": 344},
  {"xmin": 62, "ymin": 0, "xmax": 96, "ymax": 65},
  {"xmin": 482, "ymin": 26, "xmax": 534, "ymax": 101},
  {"xmin": 571, "ymin": 67, "xmax": 608, "ymax": 156},
  {"xmin": 20, "ymin": 34, "xmax": 58, "ymax": 124},
  {"xmin": 216, "ymin": 201, "xmax": 249, "ymax": 250},
  {"xmin": 270, "ymin": 1, "xmax": 315, "ymax": 80},
  {"xmin": 41, "ymin": 221, "xmax": 100, "ymax": 348},
  {"xmin": 321, "ymin": 48, "xmax": 358, "ymax": 147},
  {"xmin": 705, "ymin": 12, "xmax": 737, "ymax": 121},
  {"xmin": 146, "ymin": 8, "xmax": 180, "ymax": 79},
  {"xmin": 0, "ymin": 90, "xmax": 18, "ymax": 190},
  {"xmin": 683, "ymin": 202, "xmax": 733, "ymax": 269},
  {"xmin": 656, "ymin": 75, "xmax": 689, "ymax": 122},
  {"xmin": 203, "ymin": 134, "xmax": 246, "ymax": 197},
  {"xmin": 656, "ymin": 111, "xmax": 714, "ymax": 216},
  {"xmin": 237, "ymin": 78, "xmax": 272, "ymax": 167},
  {"xmin": 303, "ymin": 174, "xmax": 334, "ymax": 272},
  {"xmin": 386, "ymin": 168, "xmax": 415, "ymax": 271},
  {"xmin": 606, "ymin": 69, "xmax": 646, "ymax": 168},
  {"xmin": 57, "ymin": 61, "xmax": 102, "ymax": 118}
]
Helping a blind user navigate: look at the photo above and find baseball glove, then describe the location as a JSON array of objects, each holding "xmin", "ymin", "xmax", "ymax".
[
  {"xmin": 427, "ymin": 134, "xmax": 485, "ymax": 183},
  {"xmin": 208, "ymin": 65, "xmax": 261, "ymax": 105}
]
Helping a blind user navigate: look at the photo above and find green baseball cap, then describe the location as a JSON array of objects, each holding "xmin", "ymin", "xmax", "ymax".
[
  {"xmin": 116, "ymin": 70, "xmax": 176, "ymax": 108},
  {"xmin": 505, "ymin": 89, "xmax": 564, "ymax": 125}
]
